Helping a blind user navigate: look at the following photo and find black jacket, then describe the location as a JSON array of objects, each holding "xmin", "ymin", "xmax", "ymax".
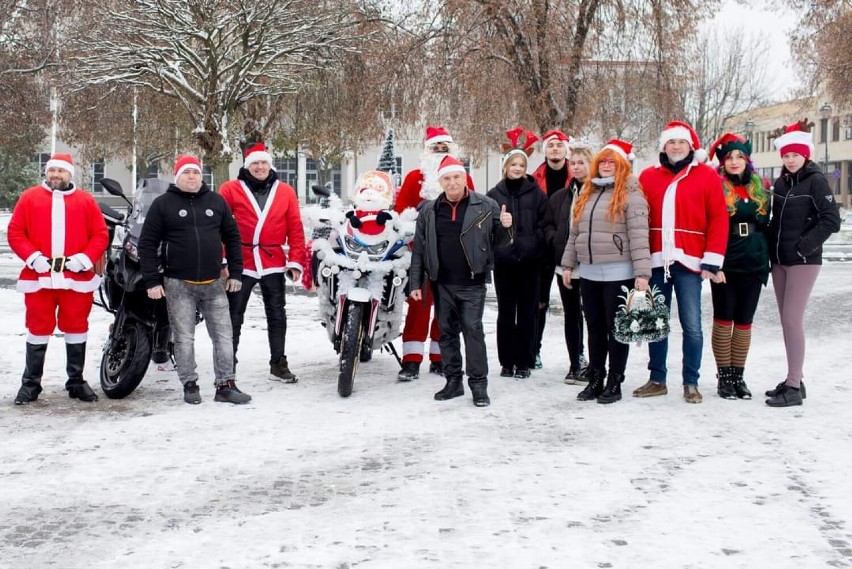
[
  {"xmin": 410, "ymin": 190, "xmax": 511, "ymax": 290},
  {"xmin": 486, "ymin": 175, "xmax": 548, "ymax": 264},
  {"xmin": 767, "ymin": 161, "xmax": 841, "ymax": 266},
  {"xmin": 139, "ymin": 183, "xmax": 243, "ymax": 288},
  {"xmin": 542, "ymin": 178, "xmax": 581, "ymax": 267}
]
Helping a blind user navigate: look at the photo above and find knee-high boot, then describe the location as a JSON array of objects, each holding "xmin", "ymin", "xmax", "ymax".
[
  {"xmin": 65, "ymin": 342, "xmax": 98, "ymax": 402},
  {"xmin": 14, "ymin": 343, "xmax": 47, "ymax": 405}
]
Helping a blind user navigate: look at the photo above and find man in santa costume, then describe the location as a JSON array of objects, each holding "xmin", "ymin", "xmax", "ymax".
[
  {"xmin": 8, "ymin": 153, "xmax": 109, "ymax": 405},
  {"xmin": 394, "ymin": 126, "xmax": 475, "ymax": 381},
  {"xmin": 633, "ymin": 121, "xmax": 728, "ymax": 404},
  {"xmin": 219, "ymin": 143, "xmax": 307, "ymax": 383}
]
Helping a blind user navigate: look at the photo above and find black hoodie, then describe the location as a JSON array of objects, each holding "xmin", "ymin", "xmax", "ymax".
[{"xmin": 138, "ymin": 183, "xmax": 243, "ymax": 287}]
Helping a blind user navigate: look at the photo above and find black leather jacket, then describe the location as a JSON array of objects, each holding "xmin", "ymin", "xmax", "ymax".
[{"xmin": 410, "ymin": 190, "xmax": 512, "ymax": 289}]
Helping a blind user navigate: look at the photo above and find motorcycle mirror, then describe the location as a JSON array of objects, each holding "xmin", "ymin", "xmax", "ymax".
[
  {"xmin": 101, "ymin": 177, "xmax": 134, "ymax": 208},
  {"xmin": 311, "ymin": 184, "xmax": 331, "ymax": 198}
]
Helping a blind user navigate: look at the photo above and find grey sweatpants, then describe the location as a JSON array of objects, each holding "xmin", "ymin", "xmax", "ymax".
[{"xmin": 771, "ymin": 264, "xmax": 821, "ymax": 386}]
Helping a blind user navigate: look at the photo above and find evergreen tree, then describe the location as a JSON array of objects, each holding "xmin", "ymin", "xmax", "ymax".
[{"xmin": 377, "ymin": 128, "xmax": 396, "ymax": 175}]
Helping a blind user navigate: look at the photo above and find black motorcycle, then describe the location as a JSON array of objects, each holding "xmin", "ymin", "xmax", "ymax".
[{"xmin": 96, "ymin": 178, "xmax": 172, "ymax": 399}]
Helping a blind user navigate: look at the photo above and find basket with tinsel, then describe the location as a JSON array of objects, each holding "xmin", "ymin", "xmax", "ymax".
[{"xmin": 613, "ymin": 285, "xmax": 670, "ymax": 345}]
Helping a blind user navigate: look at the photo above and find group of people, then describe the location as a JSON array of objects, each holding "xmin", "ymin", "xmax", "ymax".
[
  {"xmin": 7, "ymin": 118, "xmax": 840, "ymax": 410},
  {"xmin": 405, "ymin": 120, "xmax": 840, "ymax": 408}
]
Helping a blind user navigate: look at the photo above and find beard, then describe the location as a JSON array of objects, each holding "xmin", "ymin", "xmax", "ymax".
[
  {"xmin": 47, "ymin": 178, "xmax": 70, "ymax": 191},
  {"xmin": 419, "ymin": 152, "xmax": 446, "ymax": 200}
]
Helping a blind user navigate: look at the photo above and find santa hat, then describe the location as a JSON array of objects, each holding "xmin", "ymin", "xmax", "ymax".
[
  {"xmin": 437, "ymin": 155, "xmax": 466, "ymax": 179},
  {"xmin": 244, "ymin": 142, "xmax": 275, "ymax": 169},
  {"xmin": 601, "ymin": 139, "xmax": 635, "ymax": 161},
  {"xmin": 541, "ymin": 129, "xmax": 569, "ymax": 152},
  {"xmin": 353, "ymin": 170, "xmax": 393, "ymax": 209},
  {"xmin": 45, "ymin": 153, "xmax": 74, "ymax": 178},
  {"xmin": 709, "ymin": 132, "xmax": 752, "ymax": 162},
  {"xmin": 659, "ymin": 120, "xmax": 707, "ymax": 162},
  {"xmin": 174, "ymin": 155, "xmax": 202, "ymax": 181},
  {"xmin": 774, "ymin": 122, "xmax": 813, "ymax": 160},
  {"xmin": 424, "ymin": 126, "xmax": 453, "ymax": 147}
]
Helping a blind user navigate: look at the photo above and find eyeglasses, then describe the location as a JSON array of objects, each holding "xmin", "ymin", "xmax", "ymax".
[{"xmin": 599, "ymin": 158, "xmax": 616, "ymax": 165}]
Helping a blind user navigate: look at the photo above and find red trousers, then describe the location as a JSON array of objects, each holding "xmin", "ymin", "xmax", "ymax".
[
  {"xmin": 25, "ymin": 289, "xmax": 94, "ymax": 336},
  {"xmin": 401, "ymin": 284, "xmax": 441, "ymax": 364}
]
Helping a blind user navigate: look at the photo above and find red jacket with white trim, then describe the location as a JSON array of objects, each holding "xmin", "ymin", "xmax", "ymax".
[
  {"xmin": 394, "ymin": 169, "xmax": 476, "ymax": 213},
  {"xmin": 7, "ymin": 183, "xmax": 109, "ymax": 293},
  {"xmin": 639, "ymin": 161, "xmax": 728, "ymax": 273},
  {"xmin": 219, "ymin": 178, "xmax": 307, "ymax": 279}
]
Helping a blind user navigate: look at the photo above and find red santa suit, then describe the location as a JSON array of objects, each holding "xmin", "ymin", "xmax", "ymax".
[
  {"xmin": 394, "ymin": 166, "xmax": 476, "ymax": 366},
  {"xmin": 639, "ymin": 161, "xmax": 728, "ymax": 275},
  {"xmin": 219, "ymin": 179, "xmax": 308, "ymax": 278},
  {"xmin": 7, "ymin": 183, "xmax": 109, "ymax": 338}
]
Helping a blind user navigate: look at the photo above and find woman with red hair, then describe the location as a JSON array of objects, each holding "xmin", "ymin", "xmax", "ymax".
[
  {"xmin": 706, "ymin": 133, "xmax": 770, "ymax": 401},
  {"xmin": 560, "ymin": 140, "xmax": 651, "ymax": 403}
]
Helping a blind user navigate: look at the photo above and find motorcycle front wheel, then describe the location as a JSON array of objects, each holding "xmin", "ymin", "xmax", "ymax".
[
  {"xmin": 338, "ymin": 303, "xmax": 364, "ymax": 398},
  {"xmin": 100, "ymin": 321, "xmax": 152, "ymax": 399}
]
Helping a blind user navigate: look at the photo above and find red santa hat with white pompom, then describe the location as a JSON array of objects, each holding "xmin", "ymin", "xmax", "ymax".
[
  {"xmin": 659, "ymin": 120, "xmax": 707, "ymax": 163},
  {"xmin": 601, "ymin": 139, "xmax": 635, "ymax": 162}
]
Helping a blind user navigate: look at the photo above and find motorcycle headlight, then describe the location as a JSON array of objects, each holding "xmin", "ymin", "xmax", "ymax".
[{"xmin": 343, "ymin": 235, "xmax": 388, "ymax": 256}]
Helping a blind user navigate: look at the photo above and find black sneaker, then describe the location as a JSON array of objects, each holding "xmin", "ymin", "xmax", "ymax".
[
  {"xmin": 564, "ymin": 366, "xmax": 588, "ymax": 385},
  {"xmin": 66, "ymin": 380, "xmax": 99, "ymax": 402},
  {"xmin": 500, "ymin": 366, "xmax": 515, "ymax": 378},
  {"xmin": 765, "ymin": 380, "xmax": 806, "ymax": 399},
  {"xmin": 270, "ymin": 356, "xmax": 298, "ymax": 383},
  {"xmin": 534, "ymin": 354, "xmax": 543, "ymax": 369},
  {"xmin": 214, "ymin": 380, "xmax": 252, "ymax": 404},
  {"xmin": 765, "ymin": 384, "xmax": 803, "ymax": 407},
  {"xmin": 428, "ymin": 361, "xmax": 444, "ymax": 376},
  {"xmin": 183, "ymin": 381, "xmax": 202, "ymax": 405},
  {"xmin": 514, "ymin": 368, "xmax": 531, "ymax": 379},
  {"xmin": 397, "ymin": 362, "xmax": 420, "ymax": 381}
]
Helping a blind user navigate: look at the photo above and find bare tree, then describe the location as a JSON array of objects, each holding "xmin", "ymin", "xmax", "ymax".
[{"xmin": 72, "ymin": 0, "xmax": 365, "ymax": 182}]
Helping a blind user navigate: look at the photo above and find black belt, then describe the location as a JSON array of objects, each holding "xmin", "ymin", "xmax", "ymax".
[
  {"xmin": 51, "ymin": 257, "xmax": 69, "ymax": 272},
  {"xmin": 731, "ymin": 222, "xmax": 757, "ymax": 237}
]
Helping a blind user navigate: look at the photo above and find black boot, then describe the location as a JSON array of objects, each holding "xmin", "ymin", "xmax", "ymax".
[
  {"xmin": 65, "ymin": 342, "xmax": 98, "ymax": 402},
  {"xmin": 597, "ymin": 371, "xmax": 624, "ymax": 404},
  {"xmin": 731, "ymin": 367, "xmax": 752, "ymax": 399},
  {"xmin": 434, "ymin": 375, "xmax": 464, "ymax": 401},
  {"xmin": 577, "ymin": 369, "xmax": 605, "ymax": 401},
  {"xmin": 468, "ymin": 376, "xmax": 490, "ymax": 407},
  {"xmin": 716, "ymin": 366, "xmax": 737, "ymax": 400},
  {"xmin": 15, "ymin": 343, "xmax": 47, "ymax": 405}
]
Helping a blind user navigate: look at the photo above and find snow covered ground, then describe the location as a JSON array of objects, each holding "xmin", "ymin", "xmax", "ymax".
[{"xmin": 1, "ymin": 247, "xmax": 852, "ymax": 568}]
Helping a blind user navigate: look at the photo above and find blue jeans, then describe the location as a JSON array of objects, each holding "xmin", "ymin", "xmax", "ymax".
[
  {"xmin": 164, "ymin": 277, "xmax": 235, "ymax": 386},
  {"xmin": 647, "ymin": 264, "xmax": 703, "ymax": 385}
]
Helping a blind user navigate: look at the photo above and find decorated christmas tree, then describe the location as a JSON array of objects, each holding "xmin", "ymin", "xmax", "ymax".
[{"xmin": 377, "ymin": 128, "xmax": 397, "ymax": 176}]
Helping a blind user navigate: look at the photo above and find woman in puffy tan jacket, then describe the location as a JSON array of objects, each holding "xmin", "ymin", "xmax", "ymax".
[{"xmin": 561, "ymin": 140, "xmax": 651, "ymax": 404}]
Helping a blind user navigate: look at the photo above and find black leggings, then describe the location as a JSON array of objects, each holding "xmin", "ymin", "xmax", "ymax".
[{"xmin": 580, "ymin": 278, "xmax": 632, "ymax": 376}]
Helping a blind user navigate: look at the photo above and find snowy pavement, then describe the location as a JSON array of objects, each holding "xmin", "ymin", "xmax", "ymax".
[{"xmin": 1, "ymin": 256, "xmax": 852, "ymax": 568}]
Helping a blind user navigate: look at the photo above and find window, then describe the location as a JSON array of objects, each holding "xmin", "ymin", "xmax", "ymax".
[
  {"xmin": 273, "ymin": 157, "xmax": 298, "ymax": 187},
  {"xmin": 92, "ymin": 160, "xmax": 105, "ymax": 193},
  {"xmin": 33, "ymin": 153, "xmax": 50, "ymax": 177},
  {"xmin": 845, "ymin": 127, "xmax": 852, "ymax": 141},
  {"xmin": 820, "ymin": 119, "xmax": 828, "ymax": 143},
  {"xmin": 305, "ymin": 158, "xmax": 341, "ymax": 203},
  {"xmin": 832, "ymin": 119, "xmax": 840, "ymax": 142},
  {"xmin": 462, "ymin": 157, "xmax": 472, "ymax": 174},
  {"xmin": 202, "ymin": 165, "xmax": 215, "ymax": 192},
  {"xmin": 136, "ymin": 161, "xmax": 160, "ymax": 187}
]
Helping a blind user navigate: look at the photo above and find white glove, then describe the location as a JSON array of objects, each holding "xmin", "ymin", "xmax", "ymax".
[
  {"xmin": 65, "ymin": 256, "xmax": 86, "ymax": 272},
  {"xmin": 30, "ymin": 255, "xmax": 51, "ymax": 274}
]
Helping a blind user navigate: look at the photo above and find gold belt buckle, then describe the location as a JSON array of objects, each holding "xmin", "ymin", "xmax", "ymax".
[
  {"xmin": 51, "ymin": 257, "xmax": 66, "ymax": 272},
  {"xmin": 738, "ymin": 222, "xmax": 749, "ymax": 237}
]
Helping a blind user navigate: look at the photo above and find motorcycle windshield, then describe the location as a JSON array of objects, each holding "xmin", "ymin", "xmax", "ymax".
[{"xmin": 128, "ymin": 178, "xmax": 171, "ymax": 243}]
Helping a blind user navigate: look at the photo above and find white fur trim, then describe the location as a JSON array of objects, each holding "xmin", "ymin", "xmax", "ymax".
[
  {"xmin": 659, "ymin": 126, "xmax": 695, "ymax": 150},
  {"xmin": 501, "ymin": 148, "xmax": 528, "ymax": 167},
  {"xmin": 244, "ymin": 150, "xmax": 274, "ymax": 169},
  {"xmin": 45, "ymin": 158, "xmax": 74, "ymax": 178},
  {"xmin": 437, "ymin": 163, "xmax": 466, "ymax": 179},
  {"xmin": 64, "ymin": 332, "xmax": 88, "ymax": 344},
  {"xmin": 402, "ymin": 341, "xmax": 425, "ymax": 356},
  {"xmin": 51, "ymin": 190, "xmax": 66, "ymax": 257},
  {"xmin": 27, "ymin": 334, "xmax": 50, "ymax": 345},
  {"xmin": 174, "ymin": 163, "xmax": 202, "ymax": 180},
  {"xmin": 694, "ymin": 148, "xmax": 708, "ymax": 163},
  {"xmin": 429, "ymin": 341, "xmax": 441, "ymax": 355},
  {"xmin": 601, "ymin": 144, "xmax": 634, "ymax": 161},
  {"xmin": 425, "ymin": 134, "xmax": 453, "ymax": 146},
  {"xmin": 701, "ymin": 252, "xmax": 725, "ymax": 267}
]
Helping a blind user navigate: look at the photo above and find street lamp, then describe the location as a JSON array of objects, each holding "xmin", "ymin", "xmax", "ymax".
[
  {"xmin": 819, "ymin": 102, "xmax": 832, "ymax": 175},
  {"xmin": 744, "ymin": 119, "xmax": 755, "ymax": 147}
]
